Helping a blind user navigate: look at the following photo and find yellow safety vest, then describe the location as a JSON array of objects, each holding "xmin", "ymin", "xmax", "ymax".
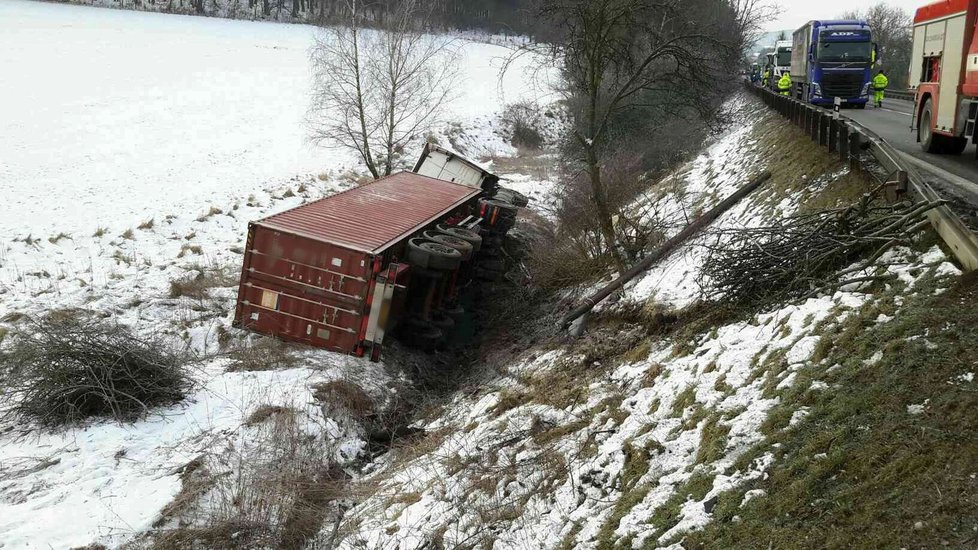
[{"xmin": 873, "ymin": 74, "xmax": 889, "ymax": 91}]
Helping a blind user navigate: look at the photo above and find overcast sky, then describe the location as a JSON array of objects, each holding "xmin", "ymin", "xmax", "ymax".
[{"xmin": 764, "ymin": 0, "xmax": 923, "ymax": 31}]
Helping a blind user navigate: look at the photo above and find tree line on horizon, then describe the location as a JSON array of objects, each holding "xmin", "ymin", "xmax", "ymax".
[{"xmin": 59, "ymin": 0, "xmax": 535, "ymax": 34}]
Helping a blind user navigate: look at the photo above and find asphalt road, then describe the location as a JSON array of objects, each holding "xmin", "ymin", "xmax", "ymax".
[{"xmin": 843, "ymin": 99, "xmax": 978, "ymax": 206}]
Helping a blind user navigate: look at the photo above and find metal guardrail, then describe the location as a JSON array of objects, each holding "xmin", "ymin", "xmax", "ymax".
[
  {"xmin": 887, "ymin": 89, "xmax": 915, "ymax": 102},
  {"xmin": 746, "ymin": 82, "xmax": 978, "ymax": 272}
]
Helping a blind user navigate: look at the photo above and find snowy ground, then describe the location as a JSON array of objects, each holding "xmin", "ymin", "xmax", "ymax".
[
  {"xmin": 317, "ymin": 98, "xmax": 964, "ymax": 549},
  {"xmin": 3, "ymin": 3, "xmax": 960, "ymax": 547},
  {"xmin": 0, "ymin": 0, "xmax": 552, "ymax": 267},
  {"xmin": 0, "ymin": 2, "xmax": 558, "ymax": 548}
]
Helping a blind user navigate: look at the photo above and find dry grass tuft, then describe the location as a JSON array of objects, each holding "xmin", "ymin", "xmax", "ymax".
[
  {"xmin": 176, "ymin": 244, "xmax": 203, "ymax": 258},
  {"xmin": 147, "ymin": 407, "xmax": 347, "ymax": 550},
  {"xmin": 226, "ymin": 338, "xmax": 299, "ymax": 372},
  {"xmin": 47, "ymin": 232, "xmax": 72, "ymax": 245},
  {"xmin": 196, "ymin": 206, "xmax": 223, "ymax": 222},
  {"xmin": 245, "ymin": 405, "xmax": 296, "ymax": 426},
  {"xmin": 168, "ymin": 265, "xmax": 236, "ymax": 300},
  {"xmin": 311, "ymin": 379, "xmax": 375, "ymax": 419}
]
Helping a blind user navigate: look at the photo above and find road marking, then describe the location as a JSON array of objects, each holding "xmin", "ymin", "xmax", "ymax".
[{"xmin": 879, "ymin": 107, "xmax": 912, "ymax": 117}]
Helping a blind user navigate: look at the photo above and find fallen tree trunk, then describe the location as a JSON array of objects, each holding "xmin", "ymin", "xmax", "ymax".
[{"xmin": 560, "ymin": 170, "xmax": 773, "ymax": 329}]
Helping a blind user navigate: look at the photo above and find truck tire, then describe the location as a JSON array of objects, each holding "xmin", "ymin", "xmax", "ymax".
[
  {"xmin": 436, "ymin": 225, "xmax": 483, "ymax": 252},
  {"xmin": 944, "ymin": 137, "xmax": 968, "ymax": 156},
  {"xmin": 430, "ymin": 310, "xmax": 455, "ymax": 332},
  {"xmin": 919, "ymin": 99, "xmax": 944, "ymax": 154},
  {"xmin": 424, "ymin": 231, "xmax": 473, "ymax": 261},
  {"xmin": 402, "ymin": 317, "xmax": 443, "ymax": 351},
  {"xmin": 422, "ymin": 241, "xmax": 462, "ymax": 271},
  {"xmin": 479, "ymin": 199, "xmax": 518, "ymax": 223},
  {"xmin": 490, "ymin": 217, "xmax": 516, "ymax": 233},
  {"xmin": 495, "ymin": 188, "xmax": 529, "ymax": 208},
  {"xmin": 407, "ymin": 238, "xmax": 462, "ymax": 271}
]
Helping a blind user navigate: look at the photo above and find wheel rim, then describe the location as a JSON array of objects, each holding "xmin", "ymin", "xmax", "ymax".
[{"xmin": 421, "ymin": 242, "xmax": 459, "ymax": 256}]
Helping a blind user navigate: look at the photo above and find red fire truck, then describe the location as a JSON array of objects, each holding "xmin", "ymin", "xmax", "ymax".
[{"xmin": 911, "ymin": 0, "xmax": 978, "ymax": 156}]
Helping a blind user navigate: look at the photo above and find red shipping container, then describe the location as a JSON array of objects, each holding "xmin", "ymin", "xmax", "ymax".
[{"xmin": 233, "ymin": 171, "xmax": 481, "ymax": 358}]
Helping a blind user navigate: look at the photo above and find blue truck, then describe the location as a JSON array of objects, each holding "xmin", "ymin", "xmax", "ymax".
[{"xmin": 790, "ymin": 20, "xmax": 877, "ymax": 108}]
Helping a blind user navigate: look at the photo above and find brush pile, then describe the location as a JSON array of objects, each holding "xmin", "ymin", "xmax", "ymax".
[
  {"xmin": 1, "ymin": 317, "xmax": 191, "ymax": 426},
  {"xmin": 702, "ymin": 186, "xmax": 943, "ymax": 307}
]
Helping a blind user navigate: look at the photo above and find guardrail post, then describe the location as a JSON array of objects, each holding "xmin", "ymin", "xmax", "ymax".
[
  {"xmin": 828, "ymin": 119, "xmax": 839, "ymax": 152},
  {"xmin": 810, "ymin": 109, "xmax": 819, "ymax": 142},
  {"xmin": 819, "ymin": 113, "xmax": 829, "ymax": 147},
  {"xmin": 839, "ymin": 122, "xmax": 849, "ymax": 161},
  {"xmin": 884, "ymin": 170, "xmax": 909, "ymax": 202},
  {"xmin": 849, "ymin": 132, "xmax": 861, "ymax": 170}
]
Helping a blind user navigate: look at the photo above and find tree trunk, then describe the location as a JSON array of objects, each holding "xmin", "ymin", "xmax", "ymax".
[
  {"xmin": 351, "ymin": 25, "xmax": 381, "ymax": 180},
  {"xmin": 585, "ymin": 146, "xmax": 625, "ymax": 271}
]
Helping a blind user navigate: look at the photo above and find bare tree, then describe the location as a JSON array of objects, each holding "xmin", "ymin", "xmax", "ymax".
[
  {"xmin": 308, "ymin": 0, "xmax": 460, "ymax": 179},
  {"xmin": 535, "ymin": 0, "xmax": 757, "ymax": 268},
  {"xmin": 841, "ymin": 2, "xmax": 913, "ymax": 88}
]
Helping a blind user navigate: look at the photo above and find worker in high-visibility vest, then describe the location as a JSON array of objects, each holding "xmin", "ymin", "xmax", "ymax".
[
  {"xmin": 778, "ymin": 72, "xmax": 792, "ymax": 97},
  {"xmin": 762, "ymin": 68, "xmax": 771, "ymax": 88},
  {"xmin": 872, "ymin": 70, "xmax": 889, "ymax": 108}
]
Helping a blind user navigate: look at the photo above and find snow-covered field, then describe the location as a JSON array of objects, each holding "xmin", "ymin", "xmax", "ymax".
[
  {"xmin": 0, "ymin": 0, "xmax": 549, "ymax": 274},
  {"xmin": 0, "ymin": 2, "xmax": 557, "ymax": 548}
]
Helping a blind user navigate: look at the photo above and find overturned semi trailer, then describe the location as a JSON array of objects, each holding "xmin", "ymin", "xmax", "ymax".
[
  {"xmin": 232, "ymin": 171, "xmax": 483, "ymax": 361},
  {"xmin": 233, "ymin": 148, "xmax": 528, "ymax": 361}
]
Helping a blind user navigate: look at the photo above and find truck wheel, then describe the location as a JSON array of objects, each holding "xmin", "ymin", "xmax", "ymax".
[
  {"xmin": 919, "ymin": 99, "xmax": 944, "ymax": 154},
  {"xmin": 422, "ymin": 241, "xmax": 462, "ymax": 271},
  {"xmin": 407, "ymin": 238, "xmax": 433, "ymax": 268},
  {"xmin": 479, "ymin": 199, "xmax": 518, "ymax": 223},
  {"xmin": 436, "ymin": 226, "xmax": 482, "ymax": 252},
  {"xmin": 424, "ymin": 231, "xmax": 473, "ymax": 261},
  {"xmin": 495, "ymin": 188, "xmax": 529, "ymax": 208},
  {"xmin": 401, "ymin": 317, "xmax": 442, "ymax": 350},
  {"xmin": 407, "ymin": 238, "xmax": 462, "ymax": 270},
  {"xmin": 430, "ymin": 310, "xmax": 455, "ymax": 332},
  {"xmin": 944, "ymin": 137, "xmax": 968, "ymax": 156},
  {"xmin": 484, "ymin": 215, "xmax": 516, "ymax": 234}
]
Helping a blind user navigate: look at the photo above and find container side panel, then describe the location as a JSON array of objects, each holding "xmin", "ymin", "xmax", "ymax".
[
  {"xmin": 248, "ymin": 228, "xmax": 369, "ymax": 307},
  {"xmin": 237, "ymin": 226, "xmax": 371, "ymax": 354}
]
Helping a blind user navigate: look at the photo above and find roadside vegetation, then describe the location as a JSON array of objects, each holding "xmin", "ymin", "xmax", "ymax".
[{"xmin": 688, "ymin": 271, "xmax": 978, "ymax": 548}]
